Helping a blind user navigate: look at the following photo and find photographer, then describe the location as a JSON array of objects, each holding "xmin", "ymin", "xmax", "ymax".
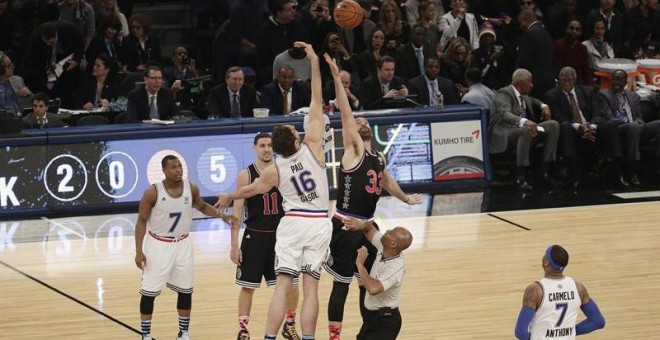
[
  {"xmin": 300, "ymin": 0, "xmax": 336, "ymax": 55},
  {"xmin": 165, "ymin": 46, "xmax": 198, "ymax": 91}
]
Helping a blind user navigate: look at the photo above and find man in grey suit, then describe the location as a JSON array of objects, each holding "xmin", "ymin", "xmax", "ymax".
[
  {"xmin": 597, "ymin": 69, "xmax": 660, "ymax": 186},
  {"xmin": 489, "ymin": 69, "xmax": 560, "ymax": 190}
]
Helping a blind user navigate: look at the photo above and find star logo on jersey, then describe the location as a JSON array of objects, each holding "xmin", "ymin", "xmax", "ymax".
[{"xmin": 558, "ymin": 284, "xmax": 563, "ymax": 289}]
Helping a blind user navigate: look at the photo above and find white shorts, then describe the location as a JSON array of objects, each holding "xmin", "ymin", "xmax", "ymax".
[
  {"xmin": 140, "ymin": 233, "xmax": 194, "ymax": 296},
  {"xmin": 275, "ymin": 215, "xmax": 332, "ymax": 279}
]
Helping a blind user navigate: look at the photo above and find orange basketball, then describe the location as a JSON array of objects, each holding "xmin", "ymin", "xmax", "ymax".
[{"xmin": 333, "ymin": 0, "xmax": 364, "ymax": 30}]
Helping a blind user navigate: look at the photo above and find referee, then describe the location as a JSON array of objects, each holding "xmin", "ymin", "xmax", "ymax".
[{"xmin": 344, "ymin": 218, "xmax": 413, "ymax": 340}]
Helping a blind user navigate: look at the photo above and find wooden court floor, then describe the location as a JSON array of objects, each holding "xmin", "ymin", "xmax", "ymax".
[{"xmin": 1, "ymin": 197, "xmax": 659, "ymax": 339}]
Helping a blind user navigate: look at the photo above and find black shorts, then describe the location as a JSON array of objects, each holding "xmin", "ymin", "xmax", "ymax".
[
  {"xmin": 235, "ymin": 228, "xmax": 276, "ymax": 289},
  {"xmin": 324, "ymin": 217, "xmax": 379, "ymax": 283}
]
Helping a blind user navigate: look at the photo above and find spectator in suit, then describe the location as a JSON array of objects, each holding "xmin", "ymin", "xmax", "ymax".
[
  {"xmin": 583, "ymin": 0, "xmax": 624, "ymax": 54},
  {"xmin": 85, "ymin": 15, "xmax": 122, "ymax": 67},
  {"xmin": 407, "ymin": 56, "xmax": 458, "ymax": 106},
  {"xmin": 0, "ymin": 51, "xmax": 33, "ymax": 114},
  {"xmin": 119, "ymin": 14, "xmax": 162, "ymax": 72},
  {"xmin": 125, "ymin": 65, "xmax": 179, "ymax": 122},
  {"xmin": 395, "ymin": 25, "xmax": 436, "ymax": 81},
  {"xmin": 597, "ymin": 70, "xmax": 660, "ymax": 186},
  {"xmin": 21, "ymin": 92, "xmax": 67, "ymax": 129},
  {"xmin": 462, "ymin": 67, "xmax": 494, "ymax": 109},
  {"xmin": 489, "ymin": 68, "xmax": 561, "ymax": 191},
  {"xmin": 257, "ymin": 0, "xmax": 308, "ymax": 87},
  {"xmin": 515, "ymin": 9, "xmax": 554, "ymax": 100},
  {"xmin": 438, "ymin": 0, "xmax": 480, "ymax": 52},
  {"xmin": 356, "ymin": 29, "xmax": 386, "ymax": 81},
  {"xmin": 259, "ymin": 65, "xmax": 310, "ymax": 115},
  {"xmin": 206, "ymin": 66, "xmax": 258, "ymax": 119},
  {"xmin": 361, "ymin": 55, "xmax": 408, "ymax": 110},
  {"xmin": 338, "ymin": 0, "xmax": 377, "ymax": 56},
  {"xmin": 19, "ymin": 21, "xmax": 84, "ymax": 110},
  {"xmin": 322, "ymin": 70, "xmax": 362, "ymax": 110},
  {"xmin": 553, "ymin": 20, "xmax": 593, "ymax": 86},
  {"xmin": 545, "ymin": 67, "xmax": 613, "ymax": 189},
  {"xmin": 75, "ymin": 53, "xmax": 120, "ymax": 110}
]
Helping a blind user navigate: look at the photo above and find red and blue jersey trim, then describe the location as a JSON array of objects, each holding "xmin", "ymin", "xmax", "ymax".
[{"xmin": 285, "ymin": 209, "xmax": 328, "ymax": 218}]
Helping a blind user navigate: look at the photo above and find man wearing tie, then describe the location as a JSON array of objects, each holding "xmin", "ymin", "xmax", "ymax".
[
  {"xmin": 21, "ymin": 92, "xmax": 67, "ymax": 129},
  {"xmin": 394, "ymin": 25, "xmax": 436, "ymax": 81},
  {"xmin": 206, "ymin": 66, "xmax": 258, "ymax": 119},
  {"xmin": 259, "ymin": 65, "xmax": 310, "ymax": 115},
  {"xmin": 597, "ymin": 69, "xmax": 660, "ymax": 186},
  {"xmin": 489, "ymin": 68, "xmax": 561, "ymax": 190},
  {"xmin": 125, "ymin": 65, "xmax": 179, "ymax": 123},
  {"xmin": 361, "ymin": 56, "xmax": 408, "ymax": 110},
  {"xmin": 407, "ymin": 57, "xmax": 458, "ymax": 107},
  {"xmin": 545, "ymin": 67, "xmax": 617, "ymax": 189}
]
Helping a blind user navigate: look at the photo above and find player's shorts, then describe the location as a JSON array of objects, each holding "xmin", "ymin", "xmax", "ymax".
[
  {"xmin": 324, "ymin": 216, "xmax": 379, "ymax": 283},
  {"xmin": 275, "ymin": 214, "xmax": 332, "ymax": 280},
  {"xmin": 235, "ymin": 228, "xmax": 277, "ymax": 289},
  {"xmin": 140, "ymin": 231, "xmax": 194, "ymax": 297}
]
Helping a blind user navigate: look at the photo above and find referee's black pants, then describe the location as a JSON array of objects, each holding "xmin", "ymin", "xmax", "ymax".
[{"xmin": 357, "ymin": 307, "xmax": 401, "ymax": 340}]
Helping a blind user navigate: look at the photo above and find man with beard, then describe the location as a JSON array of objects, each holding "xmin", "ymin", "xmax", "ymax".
[{"xmin": 323, "ymin": 54, "xmax": 423, "ymax": 340}]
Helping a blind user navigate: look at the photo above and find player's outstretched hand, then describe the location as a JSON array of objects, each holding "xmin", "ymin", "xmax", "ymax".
[
  {"xmin": 214, "ymin": 193, "xmax": 232, "ymax": 213},
  {"xmin": 294, "ymin": 41, "xmax": 317, "ymax": 60},
  {"xmin": 220, "ymin": 213, "xmax": 239, "ymax": 228},
  {"xmin": 323, "ymin": 53, "xmax": 340, "ymax": 77},
  {"xmin": 135, "ymin": 252, "xmax": 146, "ymax": 270},
  {"xmin": 356, "ymin": 246, "xmax": 368, "ymax": 266},
  {"xmin": 405, "ymin": 193, "xmax": 423, "ymax": 205},
  {"xmin": 343, "ymin": 217, "xmax": 370, "ymax": 231}
]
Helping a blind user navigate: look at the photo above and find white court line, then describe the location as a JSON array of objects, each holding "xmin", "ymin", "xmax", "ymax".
[
  {"xmin": 40, "ymin": 217, "xmax": 88, "ymax": 239},
  {"xmin": 612, "ymin": 191, "xmax": 660, "ymax": 199}
]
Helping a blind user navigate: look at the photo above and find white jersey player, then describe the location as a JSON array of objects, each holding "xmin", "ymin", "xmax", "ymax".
[
  {"xmin": 515, "ymin": 245, "xmax": 605, "ymax": 340},
  {"xmin": 215, "ymin": 41, "xmax": 331, "ymax": 340},
  {"xmin": 135, "ymin": 155, "xmax": 230, "ymax": 340}
]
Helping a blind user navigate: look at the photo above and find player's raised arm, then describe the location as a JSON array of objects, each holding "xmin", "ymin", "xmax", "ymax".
[
  {"xmin": 215, "ymin": 164, "xmax": 279, "ymax": 212},
  {"xmin": 295, "ymin": 41, "xmax": 324, "ymax": 163},
  {"xmin": 323, "ymin": 53, "xmax": 363, "ymax": 158}
]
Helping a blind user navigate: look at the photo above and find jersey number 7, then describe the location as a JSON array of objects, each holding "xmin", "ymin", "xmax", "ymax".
[
  {"xmin": 169, "ymin": 212, "xmax": 182, "ymax": 232},
  {"xmin": 555, "ymin": 303, "xmax": 568, "ymax": 327}
]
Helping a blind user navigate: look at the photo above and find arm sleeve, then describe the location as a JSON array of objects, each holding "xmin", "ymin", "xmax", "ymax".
[
  {"xmin": 514, "ymin": 305, "xmax": 534, "ymax": 340},
  {"xmin": 576, "ymin": 299, "xmax": 605, "ymax": 335}
]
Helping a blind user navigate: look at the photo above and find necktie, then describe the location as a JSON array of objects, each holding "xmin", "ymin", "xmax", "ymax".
[
  {"xmin": 282, "ymin": 89, "xmax": 290, "ymax": 115},
  {"xmin": 617, "ymin": 93, "xmax": 633, "ymax": 123},
  {"xmin": 430, "ymin": 81, "xmax": 438, "ymax": 106},
  {"xmin": 519, "ymin": 95, "xmax": 527, "ymax": 118},
  {"xmin": 37, "ymin": 117, "xmax": 46, "ymax": 128},
  {"xmin": 382, "ymin": 84, "xmax": 388, "ymax": 95},
  {"xmin": 567, "ymin": 92, "xmax": 582, "ymax": 124},
  {"xmin": 415, "ymin": 48, "xmax": 424, "ymax": 75},
  {"xmin": 149, "ymin": 95, "xmax": 158, "ymax": 119},
  {"xmin": 231, "ymin": 93, "xmax": 240, "ymax": 118}
]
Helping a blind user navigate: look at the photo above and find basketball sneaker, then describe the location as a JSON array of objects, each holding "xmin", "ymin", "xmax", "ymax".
[
  {"xmin": 281, "ymin": 321, "xmax": 300, "ymax": 340},
  {"xmin": 176, "ymin": 330, "xmax": 191, "ymax": 340},
  {"xmin": 237, "ymin": 329, "xmax": 250, "ymax": 340}
]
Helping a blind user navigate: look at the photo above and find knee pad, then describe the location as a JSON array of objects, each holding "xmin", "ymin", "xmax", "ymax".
[
  {"xmin": 140, "ymin": 295, "xmax": 155, "ymax": 315},
  {"xmin": 328, "ymin": 282, "xmax": 350, "ymax": 321},
  {"xmin": 177, "ymin": 292, "xmax": 192, "ymax": 310}
]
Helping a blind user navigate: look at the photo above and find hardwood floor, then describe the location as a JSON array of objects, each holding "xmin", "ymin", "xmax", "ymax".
[{"xmin": 1, "ymin": 199, "xmax": 659, "ymax": 339}]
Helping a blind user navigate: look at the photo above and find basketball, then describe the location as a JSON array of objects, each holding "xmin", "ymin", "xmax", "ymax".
[{"xmin": 333, "ymin": 0, "xmax": 364, "ymax": 30}]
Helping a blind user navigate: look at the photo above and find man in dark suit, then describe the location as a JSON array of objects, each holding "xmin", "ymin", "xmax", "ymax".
[
  {"xmin": 18, "ymin": 21, "xmax": 84, "ymax": 109},
  {"xmin": 21, "ymin": 92, "xmax": 67, "ymax": 129},
  {"xmin": 259, "ymin": 65, "xmax": 310, "ymax": 115},
  {"xmin": 125, "ymin": 65, "xmax": 179, "ymax": 123},
  {"xmin": 597, "ymin": 69, "xmax": 660, "ymax": 186},
  {"xmin": 407, "ymin": 57, "xmax": 458, "ymax": 107},
  {"xmin": 361, "ymin": 56, "xmax": 409, "ymax": 110},
  {"xmin": 516, "ymin": 9, "xmax": 555, "ymax": 100},
  {"xmin": 395, "ymin": 25, "xmax": 436, "ymax": 81},
  {"xmin": 545, "ymin": 66, "xmax": 614, "ymax": 188},
  {"xmin": 206, "ymin": 66, "xmax": 258, "ymax": 118},
  {"xmin": 489, "ymin": 68, "xmax": 561, "ymax": 190}
]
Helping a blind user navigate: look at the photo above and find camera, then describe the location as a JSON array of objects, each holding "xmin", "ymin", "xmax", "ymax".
[{"xmin": 182, "ymin": 57, "xmax": 191, "ymax": 66}]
